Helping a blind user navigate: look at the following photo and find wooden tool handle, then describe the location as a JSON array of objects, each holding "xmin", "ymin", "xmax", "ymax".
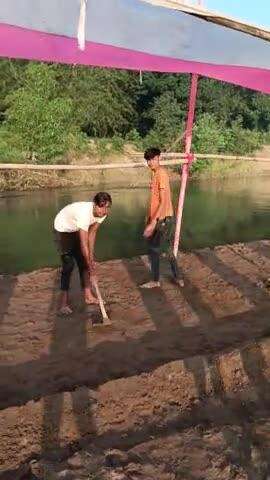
[{"xmin": 92, "ymin": 278, "xmax": 111, "ymax": 324}]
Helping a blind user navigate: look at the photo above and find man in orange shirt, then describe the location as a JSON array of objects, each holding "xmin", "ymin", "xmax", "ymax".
[{"xmin": 141, "ymin": 147, "xmax": 184, "ymax": 289}]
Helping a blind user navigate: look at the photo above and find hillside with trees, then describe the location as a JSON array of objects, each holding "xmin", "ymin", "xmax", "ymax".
[{"xmin": 0, "ymin": 60, "xmax": 270, "ymax": 165}]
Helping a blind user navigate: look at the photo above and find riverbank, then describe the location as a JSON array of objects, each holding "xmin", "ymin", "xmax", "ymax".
[
  {"xmin": 0, "ymin": 150, "xmax": 265, "ymax": 192},
  {"xmin": 1, "ymin": 240, "xmax": 270, "ymax": 479},
  {"xmin": 0, "ymin": 152, "xmax": 151, "ymax": 192}
]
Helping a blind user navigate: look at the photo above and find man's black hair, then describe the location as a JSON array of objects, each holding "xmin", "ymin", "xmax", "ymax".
[
  {"xmin": 144, "ymin": 147, "xmax": 161, "ymax": 161},
  {"xmin": 93, "ymin": 192, "xmax": 112, "ymax": 207}
]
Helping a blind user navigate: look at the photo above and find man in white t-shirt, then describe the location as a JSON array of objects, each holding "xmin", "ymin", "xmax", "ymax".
[{"xmin": 54, "ymin": 192, "xmax": 112, "ymax": 315}]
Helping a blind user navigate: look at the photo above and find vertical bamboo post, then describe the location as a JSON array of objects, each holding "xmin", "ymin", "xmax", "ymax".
[{"xmin": 173, "ymin": 73, "xmax": 199, "ymax": 257}]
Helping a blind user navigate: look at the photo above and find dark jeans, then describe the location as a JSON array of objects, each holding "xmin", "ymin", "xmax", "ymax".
[
  {"xmin": 54, "ymin": 230, "xmax": 87, "ymax": 291},
  {"xmin": 148, "ymin": 217, "xmax": 180, "ymax": 282}
]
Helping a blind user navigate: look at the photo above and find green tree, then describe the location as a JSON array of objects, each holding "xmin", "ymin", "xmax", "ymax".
[
  {"xmin": 224, "ymin": 118, "xmax": 263, "ymax": 154},
  {"xmin": 0, "ymin": 59, "xmax": 27, "ymax": 122},
  {"xmin": 57, "ymin": 66, "xmax": 138, "ymax": 137},
  {"xmin": 182, "ymin": 78, "xmax": 270, "ymax": 131},
  {"xmin": 4, "ymin": 63, "xmax": 80, "ymax": 162},
  {"xmin": 136, "ymin": 73, "xmax": 188, "ymax": 135},
  {"xmin": 144, "ymin": 91, "xmax": 184, "ymax": 148},
  {"xmin": 193, "ymin": 113, "xmax": 227, "ymax": 153}
]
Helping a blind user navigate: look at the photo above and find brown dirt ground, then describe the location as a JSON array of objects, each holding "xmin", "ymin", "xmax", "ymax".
[{"xmin": 1, "ymin": 240, "xmax": 270, "ymax": 479}]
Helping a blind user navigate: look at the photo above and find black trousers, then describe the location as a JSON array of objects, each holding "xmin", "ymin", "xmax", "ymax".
[
  {"xmin": 148, "ymin": 217, "xmax": 180, "ymax": 282},
  {"xmin": 54, "ymin": 230, "xmax": 87, "ymax": 291}
]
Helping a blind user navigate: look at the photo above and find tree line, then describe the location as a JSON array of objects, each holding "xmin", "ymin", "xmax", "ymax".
[{"xmin": 0, "ymin": 60, "xmax": 269, "ymax": 164}]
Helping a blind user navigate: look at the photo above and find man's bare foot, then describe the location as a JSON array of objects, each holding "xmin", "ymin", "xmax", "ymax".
[
  {"xmin": 140, "ymin": 281, "xmax": 160, "ymax": 289},
  {"xmin": 84, "ymin": 285, "xmax": 99, "ymax": 305},
  {"xmin": 85, "ymin": 295, "xmax": 99, "ymax": 305},
  {"xmin": 58, "ymin": 305, "xmax": 73, "ymax": 316}
]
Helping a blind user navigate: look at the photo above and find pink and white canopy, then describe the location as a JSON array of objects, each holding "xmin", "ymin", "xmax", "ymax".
[{"xmin": 1, "ymin": 0, "xmax": 270, "ymax": 93}]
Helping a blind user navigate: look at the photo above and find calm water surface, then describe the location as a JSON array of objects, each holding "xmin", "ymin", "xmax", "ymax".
[{"xmin": 0, "ymin": 176, "xmax": 270, "ymax": 273}]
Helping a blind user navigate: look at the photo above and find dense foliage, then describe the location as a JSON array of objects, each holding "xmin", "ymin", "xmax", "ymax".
[{"xmin": 0, "ymin": 60, "xmax": 269, "ymax": 163}]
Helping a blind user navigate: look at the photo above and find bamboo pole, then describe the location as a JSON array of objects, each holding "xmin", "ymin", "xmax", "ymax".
[
  {"xmin": 173, "ymin": 74, "xmax": 199, "ymax": 257},
  {"xmin": 192, "ymin": 154, "xmax": 270, "ymax": 162},
  {"xmin": 0, "ymin": 159, "xmax": 185, "ymax": 171},
  {"xmin": 0, "ymin": 154, "xmax": 268, "ymax": 171},
  {"xmin": 172, "ymin": 0, "xmax": 202, "ymax": 257},
  {"xmin": 160, "ymin": 153, "xmax": 270, "ymax": 162}
]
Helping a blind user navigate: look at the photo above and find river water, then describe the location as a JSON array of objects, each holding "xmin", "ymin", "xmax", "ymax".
[{"xmin": 0, "ymin": 176, "xmax": 270, "ymax": 273}]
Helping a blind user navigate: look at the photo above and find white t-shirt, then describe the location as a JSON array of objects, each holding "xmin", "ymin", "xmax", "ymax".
[{"xmin": 54, "ymin": 202, "xmax": 106, "ymax": 233}]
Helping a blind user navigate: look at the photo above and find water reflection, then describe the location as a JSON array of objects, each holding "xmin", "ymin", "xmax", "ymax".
[{"xmin": 0, "ymin": 175, "xmax": 270, "ymax": 273}]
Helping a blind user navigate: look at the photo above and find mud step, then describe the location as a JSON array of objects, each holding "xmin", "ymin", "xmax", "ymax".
[{"xmin": 2, "ymin": 336, "xmax": 270, "ymax": 474}]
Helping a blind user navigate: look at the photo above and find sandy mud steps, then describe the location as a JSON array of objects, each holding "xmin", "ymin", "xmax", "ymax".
[{"xmin": 1, "ymin": 240, "xmax": 270, "ymax": 478}]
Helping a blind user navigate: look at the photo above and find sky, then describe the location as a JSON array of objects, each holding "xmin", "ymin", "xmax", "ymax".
[{"xmin": 204, "ymin": 0, "xmax": 270, "ymax": 28}]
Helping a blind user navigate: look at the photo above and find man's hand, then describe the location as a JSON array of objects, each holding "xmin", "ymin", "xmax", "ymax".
[{"xmin": 143, "ymin": 221, "xmax": 156, "ymax": 239}]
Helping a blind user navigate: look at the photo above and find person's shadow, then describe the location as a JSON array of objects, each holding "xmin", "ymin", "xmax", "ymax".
[{"xmin": 41, "ymin": 271, "xmax": 96, "ymax": 459}]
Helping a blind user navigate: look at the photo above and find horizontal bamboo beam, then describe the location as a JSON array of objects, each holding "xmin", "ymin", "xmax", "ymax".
[
  {"xmin": 133, "ymin": 152, "xmax": 270, "ymax": 161},
  {"xmin": 191, "ymin": 153, "xmax": 270, "ymax": 162},
  {"xmin": 0, "ymin": 153, "xmax": 269, "ymax": 171},
  {"xmin": 0, "ymin": 159, "xmax": 185, "ymax": 171}
]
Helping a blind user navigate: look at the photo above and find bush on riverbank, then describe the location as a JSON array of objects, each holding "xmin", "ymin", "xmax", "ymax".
[{"xmin": 190, "ymin": 114, "xmax": 263, "ymax": 175}]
